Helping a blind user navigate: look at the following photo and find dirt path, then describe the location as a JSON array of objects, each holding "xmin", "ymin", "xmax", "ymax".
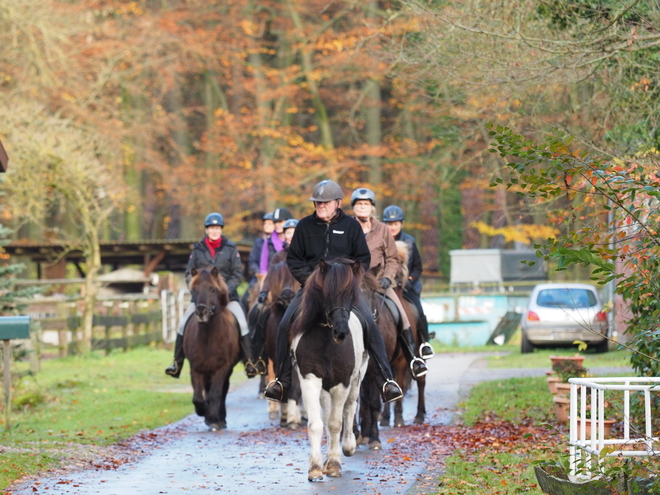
[{"xmin": 12, "ymin": 354, "xmax": 623, "ymax": 495}]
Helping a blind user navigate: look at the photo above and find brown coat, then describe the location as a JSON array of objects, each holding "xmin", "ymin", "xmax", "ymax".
[{"xmin": 364, "ymin": 217, "xmax": 399, "ymax": 283}]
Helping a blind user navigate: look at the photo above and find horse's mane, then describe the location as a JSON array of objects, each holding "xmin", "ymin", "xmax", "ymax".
[
  {"xmin": 190, "ymin": 266, "xmax": 230, "ymax": 308},
  {"xmin": 293, "ymin": 258, "xmax": 362, "ymax": 337},
  {"xmin": 264, "ymin": 260, "xmax": 299, "ymax": 305}
]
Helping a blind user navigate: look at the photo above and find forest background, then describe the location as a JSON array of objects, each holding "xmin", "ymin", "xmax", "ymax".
[{"xmin": 0, "ymin": 0, "xmax": 657, "ymax": 281}]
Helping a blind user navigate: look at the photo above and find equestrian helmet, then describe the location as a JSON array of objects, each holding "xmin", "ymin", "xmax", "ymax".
[
  {"xmin": 272, "ymin": 207, "xmax": 293, "ymax": 222},
  {"xmin": 350, "ymin": 187, "xmax": 376, "ymax": 207},
  {"xmin": 382, "ymin": 205, "xmax": 404, "ymax": 222},
  {"xmin": 310, "ymin": 179, "xmax": 343, "ymax": 202},
  {"xmin": 263, "ymin": 212, "xmax": 274, "ymax": 221},
  {"xmin": 204, "ymin": 212, "xmax": 225, "ymax": 227},
  {"xmin": 282, "ymin": 218, "xmax": 298, "ymax": 230}
]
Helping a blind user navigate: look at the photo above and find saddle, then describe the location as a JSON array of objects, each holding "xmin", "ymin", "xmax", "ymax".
[{"xmin": 372, "ymin": 292, "xmax": 403, "ymax": 332}]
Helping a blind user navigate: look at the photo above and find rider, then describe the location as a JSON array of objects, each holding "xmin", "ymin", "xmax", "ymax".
[
  {"xmin": 282, "ymin": 218, "xmax": 298, "ymax": 248},
  {"xmin": 243, "ymin": 212, "xmax": 275, "ymax": 310},
  {"xmin": 264, "ymin": 179, "xmax": 404, "ymax": 404},
  {"xmin": 351, "ymin": 188, "xmax": 428, "ymax": 379},
  {"xmin": 165, "ymin": 212, "xmax": 259, "ymax": 379},
  {"xmin": 382, "ymin": 204, "xmax": 434, "ymax": 360}
]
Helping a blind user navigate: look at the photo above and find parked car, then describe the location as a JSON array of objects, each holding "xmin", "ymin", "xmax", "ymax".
[{"xmin": 520, "ymin": 283, "xmax": 609, "ymax": 353}]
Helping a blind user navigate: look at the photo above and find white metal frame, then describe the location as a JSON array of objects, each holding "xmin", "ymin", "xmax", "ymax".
[{"xmin": 568, "ymin": 376, "xmax": 660, "ymax": 479}]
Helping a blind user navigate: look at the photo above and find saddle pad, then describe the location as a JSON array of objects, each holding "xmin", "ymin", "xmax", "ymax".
[{"xmin": 374, "ymin": 293, "xmax": 402, "ymax": 331}]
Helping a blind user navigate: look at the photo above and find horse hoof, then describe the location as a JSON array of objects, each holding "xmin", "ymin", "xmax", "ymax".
[
  {"xmin": 369, "ymin": 441, "xmax": 382, "ymax": 450},
  {"xmin": 269, "ymin": 412, "xmax": 278, "ymax": 420},
  {"xmin": 308, "ymin": 468, "xmax": 324, "ymax": 482},
  {"xmin": 324, "ymin": 460, "xmax": 342, "ymax": 478},
  {"xmin": 287, "ymin": 422, "xmax": 301, "ymax": 431},
  {"xmin": 380, "ymin": 419, "xmax": 390, "ymax": 427},
  {"xmin": 413, "ymin": 416, "xmax": 424, "ymax": 425},
  {"xmin": 394, "ymin": 420, "xmax": 405, "ymax": 428}
]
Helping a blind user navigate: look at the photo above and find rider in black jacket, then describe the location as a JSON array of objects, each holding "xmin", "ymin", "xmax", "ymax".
[
  {"xmin": 264, "ymin": 180, "xmax": 403, "ymax": 404},
  {"xmin": 165, "ymin": 212, "xmax": 258, "ymax": 379}
]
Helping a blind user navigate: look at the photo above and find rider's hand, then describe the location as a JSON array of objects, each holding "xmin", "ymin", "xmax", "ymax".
[
  {"xmin": 379, "ymin": 277, "xmax": 391, "ymax": 290},
  {"xmin": 258, "ymin": 291, "xmax": 268, "ymax": 304}
]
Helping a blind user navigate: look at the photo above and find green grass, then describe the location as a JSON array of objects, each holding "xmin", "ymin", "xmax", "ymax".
[
  {"xmin": 0, "ymin": 345, "xmax": 248, "ymax": 491},
  {"xmin": 485, "ymin": 347, "xmax": 631, "ymax": 369}
]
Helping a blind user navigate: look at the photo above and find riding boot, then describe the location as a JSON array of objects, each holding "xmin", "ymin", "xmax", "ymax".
[
  {"xmin": 400, "ymin": 327, "xmax": 428, "ymax": 379},
  {"xmin": 368, "ymin": 348, "xmax": 403, "ymax": 403},
  {"xmin": 418, "ymin": 315, "xmax": 435, "ymax": 360},
  {"xmin": 240, "ymin": 334, "xmax": 259, "ymax": 378},
  {"xmin": 165, "ymin": 334, "xmax": 185, "ymax": 378},
  {"xmin": 252, "ymin": 306, "xmax": 270, "ymax": 375},
  {"xmin": 265, "ymin": 351, "xmax": 291, "ymax": 403}
]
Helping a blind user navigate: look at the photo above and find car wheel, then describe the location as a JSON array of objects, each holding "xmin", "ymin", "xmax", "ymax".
[
  {"xmin": 521, "ymin": 331, "xmax": 534, "ymax": 354},
  {"xmin": 595, "ymin": 338, "xmax": 609, "ymax": 353}
]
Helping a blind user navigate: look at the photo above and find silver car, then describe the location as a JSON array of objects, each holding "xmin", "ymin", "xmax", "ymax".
[{"xmin": 520, "ymin": 283, "xmax": 609, "ymax": 353}]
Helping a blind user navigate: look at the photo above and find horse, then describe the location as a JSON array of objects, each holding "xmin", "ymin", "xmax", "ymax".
[
  {"xmin": 183, "ymin": 267, "xmax": 240, "ymax": 431},
  {"xmin": 357, "ymin": 242, "xmax": 427, "ymax": 449},
  {"xmin": 290, "ymin": 258, "xmax": 369, "ymax": 481},
  {"xmin": 260, "ymin": 254, "xmax": 303, "ymax": 428}
]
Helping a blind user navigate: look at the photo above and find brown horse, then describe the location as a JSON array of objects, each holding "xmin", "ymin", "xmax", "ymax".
[
  {"xmin": 260, "ymin": 254, "xmax": 302, "ymax": 427},
  {"xmin": 291, "ymin": 258, "xmax": 369, "ymax": 481},
  {"xmin": 183, "ymin": 267, "xmax": 240, "ymax": 431}
]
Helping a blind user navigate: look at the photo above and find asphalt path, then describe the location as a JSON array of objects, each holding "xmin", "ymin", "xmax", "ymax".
[{"xmin": 9, "ymin": 354, "xmax": 631, "ymax": 495}]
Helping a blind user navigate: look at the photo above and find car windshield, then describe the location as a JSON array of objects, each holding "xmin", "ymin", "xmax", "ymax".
[{"xmin": 536, "ymin": 288, "xmax": 597, "ymax": 309}]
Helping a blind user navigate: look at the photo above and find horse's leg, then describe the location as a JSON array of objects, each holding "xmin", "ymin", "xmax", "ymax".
[
  {"xmin": 341, "ymin": 375, "xmax": 362, "ymax": 457},
  {"xmin": 191, "ymin": 371, "xmax": 206, "ymax": 417},
  {"xmin": 394, "ymin": 395, "xmax": 405, "ymax": 427},
  {"xmin": 299, "ymin": 374, "xmax": 324, "ymax": 482},
  {"xmin": 205, "ymin": 367, "xmax": 231, "ymax": 430},
  {"xmin": 265, "ymin": 359, "xmax": 281, "ymax": 421},
  {"xmin": 322, "ymin": 388, "xmax": 343, "ymax": 478},
  {"xmin": 286, "ymin": 370, "xmax": 302, "ymax": 430},
  {"xmin": 414, "ymin": 375, "xmax": 427, "ymax": 425},
  {"xmin": 380, "ymin": 400, "xmax": 391, "ymax": 427}
]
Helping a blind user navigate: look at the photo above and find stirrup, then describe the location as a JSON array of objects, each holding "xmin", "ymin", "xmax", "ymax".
[
  {"xmin": 254, "ymin": 357, "xmax": 267, "ymax": 375},
  {"xmin": 419, "ymin": 342, "xmax": 435, "ymax": 360},
  {"xmin": 410, "ymin": 357, "xmax": 428, "ymax": 379},
  {"xmin": 264, "ymin": 379, "xmax": 284, "ymax": 402},
  {"xmin": 382, "ymin": 380, "xmax": 403, "ymax": 403},
  {"xmin": 245, "ymin": 361, "xmax": 258, "ymax": 378},
  {"xmin": 165, "ymin": 361, "xmax": 181, "ymax": 378}
]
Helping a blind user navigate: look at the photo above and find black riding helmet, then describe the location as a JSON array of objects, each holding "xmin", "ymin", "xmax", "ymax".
[
  {"xmin": 272, "ymin": 207, "xmax": 293, "ymax": 222},
  {"xmin": 205, "ymin": 212, "xmax": 225, "ymax": 227},
  {"xmin": 382, "ymin": 205, "xmax": 404, "ymax": 222}
]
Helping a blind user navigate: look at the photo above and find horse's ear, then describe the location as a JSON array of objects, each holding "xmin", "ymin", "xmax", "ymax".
[
  {"xmin": 319, "ymin": 259, "xmax": 328, "ymax": 274},
  {"xmin": 191, "ymin": 268, "xmax": 198, "ymax": 277},
  {"xmin": 211, "ymin": 266, "xmax": 219, "ymax": 278},
  {"xmin": 351, "ymin": 261, "xmax": 361, "ymax": 275}
]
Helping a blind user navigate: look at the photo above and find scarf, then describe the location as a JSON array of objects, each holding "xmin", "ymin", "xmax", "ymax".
[
  {"xmin": 205, "ymin": 236, "xmax": 222, "ymax": 258},
  {"xmin": 259, "ymin": 231, "xmax": 285, "ymax": 274}
]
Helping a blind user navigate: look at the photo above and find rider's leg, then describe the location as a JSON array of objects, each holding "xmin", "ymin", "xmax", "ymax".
[
  {"xmin": 353, "ymin": 297, "xmax": 403, "ymax": 403},
  {"xmin": 404, "ymin": 288, "xmax": 434, "ymax": 360},
  {"xmin": 228, "ymin": 300, "xmax": 258, "ymax": 378},
  {"xmin": 264, "ymin": 290, "xmax": 303, "ymax": 402},
  {"xmin": 165, "ymin": 302, "xmax": 195, "ymax": 378},
  {"xmin": 385, "ymin": 287, "xmax": 428, "ymax": 379}
]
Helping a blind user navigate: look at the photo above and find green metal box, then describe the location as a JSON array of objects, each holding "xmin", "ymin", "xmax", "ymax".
[{"xmin": 0, "ymin": 316, "xmax": 31, "ymax": 340}]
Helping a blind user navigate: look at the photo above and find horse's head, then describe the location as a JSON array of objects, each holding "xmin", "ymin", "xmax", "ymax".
[
  {"xmin": 301, "ymin": 259, "xmax": 362, "ymax": 344},
  {"xmin": 265, "ymin": 260, "xmax": 300, "ymax": 310},
  {"xmin": 190, "ymin": 267, "xmax": 229, "ymax": 323}
]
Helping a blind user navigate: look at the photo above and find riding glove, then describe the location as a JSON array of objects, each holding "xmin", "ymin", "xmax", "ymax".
[
  {"xmin": 379, "ymin": 277, "xmax": 391, "ymax": 290},
  {"xmin": 258, "ymin": 291, "xmax": 268, "ymax": 304}
]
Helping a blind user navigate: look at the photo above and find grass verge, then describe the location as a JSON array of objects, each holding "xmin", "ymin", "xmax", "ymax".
[{"xmin": 1, "ymin": 345, "xmax": 247, "ymax": 491}]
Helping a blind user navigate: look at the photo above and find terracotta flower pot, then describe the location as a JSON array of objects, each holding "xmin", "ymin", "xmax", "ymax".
[
  {"xmin": 576, "ymin": 418, "xmax": 616, "ymax": 439},
  {"xmin": 549, "ymin": 355, "xmax": 585, "ymax": 367},
  {"xmin": 547, "ymin": 375, "xmax": 560, "ymax": 394},
  {"xmin": 553, "ymin": 395, "xmax": 569, "ymax": 423},
  {"xmin": 554, "ymin": 382, "xmax": 571, "ymax": 397}
]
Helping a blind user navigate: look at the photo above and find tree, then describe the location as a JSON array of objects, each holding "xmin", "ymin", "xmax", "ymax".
[
  {"xmin": 0, "ymin": 102, "xmax": 125, "ymax": 353},
  {"xmin": 488, "ymin": 123, "xmax": 660, "ymax": 375}
]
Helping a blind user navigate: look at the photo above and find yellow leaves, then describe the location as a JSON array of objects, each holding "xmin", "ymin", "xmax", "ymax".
[
  {"xmin": 240, "ymin": 19, "xmax": 258, "ymax": 36},
  {"xmin": 471, "ymin": 221, "xmax": 559, "ymax": 244}
]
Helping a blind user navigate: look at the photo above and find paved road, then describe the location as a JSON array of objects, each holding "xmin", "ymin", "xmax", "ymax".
[{"xmin": 8, "ymin": 354, "xmax": 631, "ymax": 495}]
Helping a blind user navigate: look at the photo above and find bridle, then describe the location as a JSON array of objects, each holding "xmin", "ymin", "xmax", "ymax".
[
  {"xmin": 323, "ymin": 306, "xmax": 350, "ymax": 328},
  {"xmin": 195, "ymin": 303, "xmax": 216, "ymax": 317}
]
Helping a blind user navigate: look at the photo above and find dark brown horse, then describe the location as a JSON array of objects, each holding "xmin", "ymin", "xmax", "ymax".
[
  {"xmin": 260, "ymin": 254, "xmax": 302, "ymax": 427},
  {"xmin": 291, "ymin": 259, "xmax": 369, "ymax": 481},
  {"xmin": 183, "ymin": 267, "xmax": 240, "ymax": 430}
]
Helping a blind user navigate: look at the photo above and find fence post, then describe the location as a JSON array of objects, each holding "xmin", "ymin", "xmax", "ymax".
[
  {"xmin": 29, "ymin": 319, "xmax": 41, "ymax": 374},
  {"xmin": 57, "ymin": 302, "xmax": 68, "ymax": 357}
]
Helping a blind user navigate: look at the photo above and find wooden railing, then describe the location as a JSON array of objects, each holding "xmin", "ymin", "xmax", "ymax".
[{"xmin": 17, "ymin": 294, "xmax": 162, "ymax": 359}]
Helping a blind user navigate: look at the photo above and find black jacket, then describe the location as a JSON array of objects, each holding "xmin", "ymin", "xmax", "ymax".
[
  {"xmin": 186, "ymin": 236, "xmax": 243, "ymax": 301},
  {"xmin": 287, "ymin": 208, "xmax": 370, "ymax": 286}
]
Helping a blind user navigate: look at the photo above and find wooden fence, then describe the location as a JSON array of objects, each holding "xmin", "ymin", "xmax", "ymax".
[{"xmin": 18, "ymin": 294, "xmax": 163, "ymax": 360}]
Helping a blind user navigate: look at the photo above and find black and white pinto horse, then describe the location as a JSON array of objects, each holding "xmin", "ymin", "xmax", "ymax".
[{"xmin": 290, "ymin": 259, "xmax": 369, "ymax": 481}]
